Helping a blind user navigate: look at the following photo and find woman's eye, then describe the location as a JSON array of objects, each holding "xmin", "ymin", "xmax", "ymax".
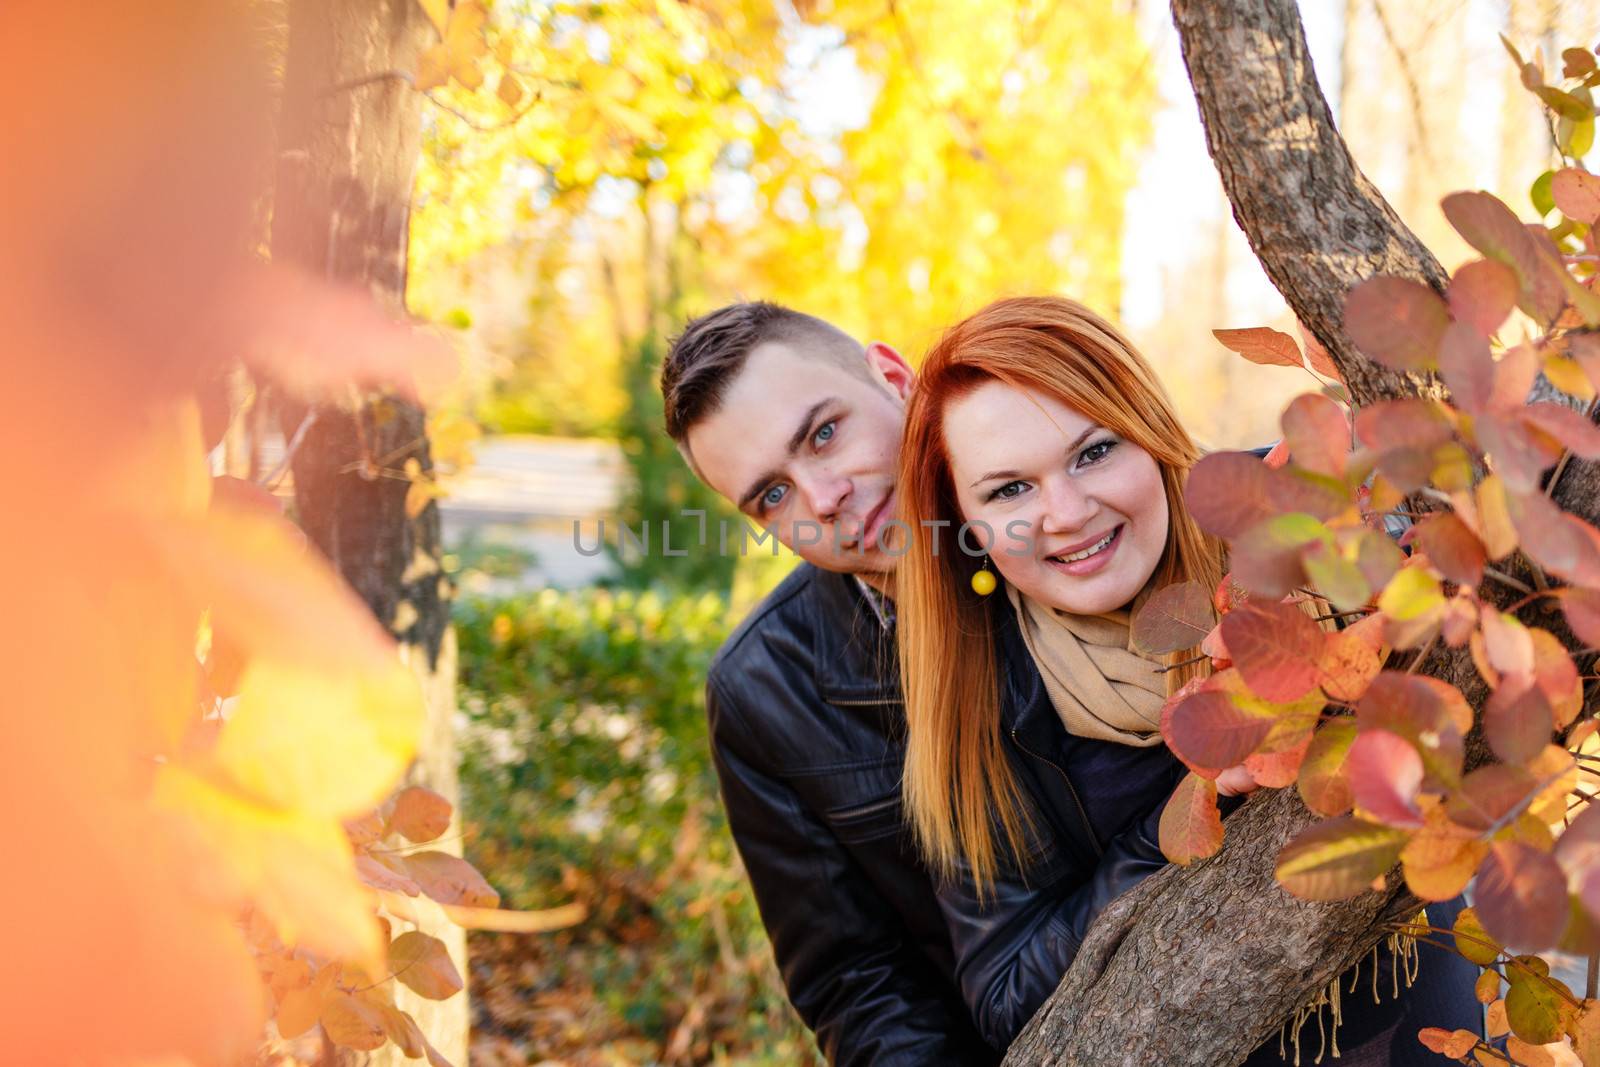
[
  {"xmin": 989, "ymin": 480, "xmax": 1028, "ymax": 502},
  {"xmin": 813, "ymin": 420, "xmax": 836, "ymax": 447},
  {"xmin": 1078, "ymin": 440, "xmax": 1117, "ymax": 467},
  {"xmin": 760, "ymin": 484, "xmax": 788, "ymax": 512}
]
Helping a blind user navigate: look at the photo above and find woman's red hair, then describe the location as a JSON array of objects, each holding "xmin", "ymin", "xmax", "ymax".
[{"xmin": 897, "ymin": 296, "xmax": 1223, "ymax": 891}]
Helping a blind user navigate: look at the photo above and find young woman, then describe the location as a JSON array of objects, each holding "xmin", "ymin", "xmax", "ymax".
[{"xmin": 895, "ymin": 296, "xmax": 1479, "ymax": 1063}]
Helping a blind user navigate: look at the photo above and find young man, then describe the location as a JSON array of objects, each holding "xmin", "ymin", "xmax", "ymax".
[{"xmin": 660, "ymin": 302, "xmax": 999, "ymax": 1065}]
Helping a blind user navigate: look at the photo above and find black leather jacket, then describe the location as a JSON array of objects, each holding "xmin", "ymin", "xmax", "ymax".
[
  {"xmin": 939, "ymin": 597, "xmax": 1186, "ymax": 1051},
  {"xmin": 707, "ymin": 563, "xmax": 1177, "ymax": 1064}
]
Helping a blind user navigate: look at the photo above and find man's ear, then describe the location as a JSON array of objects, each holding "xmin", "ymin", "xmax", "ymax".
[{"xmin": 865, "ymin": 341, "xmax": 914, "ymax": 401}]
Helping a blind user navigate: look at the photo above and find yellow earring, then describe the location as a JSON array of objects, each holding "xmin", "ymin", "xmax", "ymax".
[{"xmin": 970, "ymin": 556, "xmax": 996, "ymax": 596}]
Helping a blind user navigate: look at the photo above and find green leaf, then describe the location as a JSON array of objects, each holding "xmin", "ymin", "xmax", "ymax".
[
  {"xmin": 1531, "ymin": 170, "xmax": 1557, "ymax": 217},
  {"xmin": 1562, "ymin": 113, "xmax": 1596, "ymax": 158},
  {"xmin": 1505, "ymin": 966, "xmax": 1572, "ymax": 1045},
  {"xmin": 1275, "ymin": 815, "xmax": 1407, "ymax": 901}
]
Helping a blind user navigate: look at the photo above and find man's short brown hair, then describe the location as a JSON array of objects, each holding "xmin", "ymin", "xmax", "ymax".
[{"xmin": 660, "ymin": 301, "xmax": 863, "ymax": 442}]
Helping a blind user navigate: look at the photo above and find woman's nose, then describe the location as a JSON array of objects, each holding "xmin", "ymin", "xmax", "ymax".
[{"xmin": 1038, "ymin": 477, "xmax": 1097, "ymax": 535}]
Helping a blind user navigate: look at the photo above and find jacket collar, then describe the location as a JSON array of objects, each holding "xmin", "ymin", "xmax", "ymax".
[{"xmin": 809, "ymin": 567, "xmax": 902, "ymax": 705}]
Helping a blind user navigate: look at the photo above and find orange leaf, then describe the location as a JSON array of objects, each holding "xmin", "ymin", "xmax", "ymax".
[
  {"xmin": 1157, "ymin": 772, "xmax": 1223, "ymax": 866},
  {"xmin": 406, "ymin": 850, "xmax": 501, "ymax": 908},
  {"xmin": 389, "ymin": 930, "xmax": 463, "ymax": 1000},
  {"xmin": 1299, "ymin": 719, "xmax": 1358, "ymax": 817},
  {"xmin": 1213, "ymin": 326, "xmax": 1302, "ymax": 368},
  {"xmin": 321, "ymin": 992, "xmax": 387, "ymax": 1051},
  {"xmin": 389, "ymin": 785, "xmax": 453, "ymax": 843}
]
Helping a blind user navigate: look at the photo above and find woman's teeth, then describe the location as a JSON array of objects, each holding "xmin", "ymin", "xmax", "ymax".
[{"xmin": 1051, "ymin": 529, "xmax": 1115, "ymax": 563}]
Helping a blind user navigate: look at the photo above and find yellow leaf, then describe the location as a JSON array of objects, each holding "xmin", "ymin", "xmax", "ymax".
[
  {"xmin": 1546, "ymin": 355, "xmax": 1596, "ymax": 401},
  {"xmin": 497, "ymin": 71, "xmax": 525, "ymax": 108},
  {"xmin": 1380, "ymin": 566, "xmax": 1447, "ymax": 621},
  {"xmin": 416, "ymin": 43, "xmax": 452, "ymax": 91},
  {"xmin": 416, "ymin": 0, "xmax": 450, "ymax": 36},
  {"xmin": 153, "ymin": 765, "xmax": 384, "ymax": 968},
  {"xmin": 1477, "ymin": 474, "xmax": 1520, "ymax": 560},
  {"xmin": 1402, "ymin": 805, "xmax": 1488, "ymax": 901},
  {"xmin": 215, "ymin": 653, "xmax": 421, "ymax": 818}
]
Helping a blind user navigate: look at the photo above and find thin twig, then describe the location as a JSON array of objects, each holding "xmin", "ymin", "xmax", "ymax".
[
  {"xmin": 263, "ymin": 410, "xmax": 318, "ymax": 490},
  {"xmin": 1405, "ymin": 632, "xmax": 1440, "ymax": 674},
  {"xmin": 1483, "ymin": 566, "xmax": 1536, "ymax": 596},
  {"xmin": 1154, "ymin": 653, "xmax": 1209, "ymax": 674}
]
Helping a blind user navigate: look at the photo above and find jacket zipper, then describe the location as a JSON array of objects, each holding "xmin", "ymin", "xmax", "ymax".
[{"xmin": 1011, "ymin": 728, "xmax": 1104, "ymax": 859}]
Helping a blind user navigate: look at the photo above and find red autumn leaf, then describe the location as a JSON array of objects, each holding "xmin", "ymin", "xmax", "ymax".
[
  {"xmin": 1447, "ymin": 259, "xmax": 1520, "ymax": 340},
  {"xmin": 1416, "ymin": 1027, "xmax": 1479, "ymax": 1058},
  {"xmin": 1561, "ymin": 588, "xmax": 1600, "ymax": 646},
  {"xmin": 1213, "ymin": 326, "xmax": 1303, "ymax": 368},
  {"xmin": 1299, "ymin": 323, "xmax": 1340, "ymax": 379},
  {"xmin": 1275, "ymin": 815, "xmax": 1408, "ymax": 901},
  {"xmin": 1521, "ymin": 401, "xmax": 1600, "ymax": 459},
  {"xmin": 1472, "ymin": 840, "xmax": 1568, "ymax": 953},
  {"xmin": 1411, "ymin": 513, "xmax": 1487, "ymax": 588},
  {"xmin": 1185, "ymin": 452, "xmax": 1278, "ymax": 539},
  {"xmin": 1480, "ymin": 609, "xmax": 1535, "ymax": 678},
  {"xmin": 389, "ymin": 930, "xmax": 463, "ymax": 1000},
  {"xmin": 1267, "ymin": 467, "xmax": 1351, "ymax": 520},
  {"xmin": 1437, "ymin": 320, "xmax": 1496, "ymax": 413},
  {"xmin": 1158, "ymin": 771, "xmax": 1223, "ymax": 866},
  {"xmin": 1347, "ymin": 728, "xmax": 1425, "ymax": 828},
  {"xmin": 1528, "ymin": 629, "xmax": 1581, "ymax": 727},
  {"xmin": 1552, "ymin": 168, "xmax": 1600, "ymax": 224},
  {"xmin": 1480, "ymin": 412, "xmax": 1565, "ymax": 492},
  {"xmin": 1220, "ymin": 598, "xmax": 1325, "ymax": 702},
  {"xmin": 1353, "ymin": 398, "xmax": 1455, "ymax": 453},
  {"xmin": 1441, "ymin": 191, "xmax": 1566, "ymax": 326},
  {"xmin": 1507, "ymin": 487, "xmax": 1600, "ymax": 587},
  {"xmin": 405, "ymin": 850, "xmax": 500, "ymax": 908},
  {"xmin": 1164, "ymin": 688, "xmax": 1275, "ymax": 772},
  {"xmin": 355, "ymin": 854, "xmax": 421, "ymax": 896},
  {"xmin": 1484, "ymin": 681, "xmax": 1554, "ymax": 765},
  {"xmin": 1280, "ymin": 393, "xmax": 1349, "ymax": 478},
  {"xmin": 1130, "ymin": 580, "xmax": 1215, "ymax": 655},
  {"xmin": 1556, "ymin": 805, "xmax": 1600, "ymax": 927},
  {"xmin": 1298, "ymin": 719, "xmax": 1358, "ymax": 817},
  {"xmin": 1317, "ymin": 626, "xmax": 1382, "ymax": 701},
  {"xmin": 1244, "ymin": 728, "xmax": 1314, "ymax": 788},
  {"xmin": 389, "ymin": 786, "xmax": 452, "ymax": 844},
  {"xmin": 1446, "ymin": 764, "xmax": 1538, "ymax": 832},
  {"xmin": 1343, "ymin": 276, "xmax": 1451, "ymax": 371},
  {"xmin": 1491, "ymin": 342, "xmax": 1542, "ymax": 412},
  {"xmin": 1356, "ymin": 673, "xmax": 1467, "ymax": 790},
  {"xmin": 1439, "ymin": 593, "xmax": 1478, "ymax": 648},
  {"xmin": 1160, "ymin": 675, "xmax": 1223, "ymax": 777}
]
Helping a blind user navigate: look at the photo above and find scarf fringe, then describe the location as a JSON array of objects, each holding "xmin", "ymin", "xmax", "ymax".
[{"xmin": 1276, "ymin": 909, "xmax": 1425, "ymax": 1066}]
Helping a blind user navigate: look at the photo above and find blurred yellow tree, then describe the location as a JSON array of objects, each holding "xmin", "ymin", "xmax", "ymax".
[{"xmin": 407, "ymin": 0, "xmax": 1155, "ymax": 433}]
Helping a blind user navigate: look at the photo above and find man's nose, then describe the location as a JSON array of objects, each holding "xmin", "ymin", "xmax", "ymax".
[
  {"xmin": 799, "ymin": 471, "xmax": 852, "ymax": 523},
  {"xmin": 1038, "ymin": 477, "xmax": 1097, "ymax": 535}
]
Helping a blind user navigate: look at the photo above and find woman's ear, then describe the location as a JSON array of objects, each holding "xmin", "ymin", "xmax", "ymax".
[{"xmin": 866, "ymin": 341, "xmax": 915, "ymax": 401}]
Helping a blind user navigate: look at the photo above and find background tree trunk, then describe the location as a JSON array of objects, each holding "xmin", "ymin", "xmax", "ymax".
[
  {"xmin": 271, "ymin": 1, "xmax": 467, "ymax": 1064},
  {"xmin": 1006, "ymin": 0, "xmax": 1594, "ymax": 1062}
]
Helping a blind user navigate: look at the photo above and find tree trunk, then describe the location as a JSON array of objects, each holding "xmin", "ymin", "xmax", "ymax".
[
  {"xmin": 1005, "ymin": 0, "xmax": 1594, "ymax": 1062},
  {"xmin": 271, "ymin": 1, "xmax": 467, "ymax": 1064}
]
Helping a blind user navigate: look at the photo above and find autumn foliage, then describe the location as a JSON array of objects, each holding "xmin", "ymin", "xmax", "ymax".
[{"xmin": 1133, "ymin": 38, "xmax": 1600, "ymax": 1065}]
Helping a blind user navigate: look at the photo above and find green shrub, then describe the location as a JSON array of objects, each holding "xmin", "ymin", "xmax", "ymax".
[{"xmin": 457, "ymin": 588, "xmax": 821, "ymax": 1064}]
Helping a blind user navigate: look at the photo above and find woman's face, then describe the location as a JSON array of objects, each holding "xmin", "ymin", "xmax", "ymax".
[{"xmin": 943, "ymin": 380, "xmax": 1170, "ymax": 615}]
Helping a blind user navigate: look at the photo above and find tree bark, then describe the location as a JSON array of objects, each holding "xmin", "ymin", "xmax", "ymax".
[
  {"xmin": 1005, "ymin": 0, "xmax": 1590, "ymax": 1062},
  {"xmin": 271, "ymin": 1, "xmax": 466, "ymax": 1064}
]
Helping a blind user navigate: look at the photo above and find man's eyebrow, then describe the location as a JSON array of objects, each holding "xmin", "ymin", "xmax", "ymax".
[
  {"xmin": 737, "ymin": 398, "xmax": 836, "ymax": 509},
  {"xmin": 969, "ymin": 424, "xmax": 1102, "ymax": 488}
]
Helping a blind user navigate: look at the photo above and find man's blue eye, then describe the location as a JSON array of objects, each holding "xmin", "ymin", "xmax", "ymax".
[
  {"xmin": 813, "ymin": 420, "xmax": 836, "ymax": 446},
  {"xmin": 989, "ymin": 480, "xmax": 1027, "ymax": 502}
]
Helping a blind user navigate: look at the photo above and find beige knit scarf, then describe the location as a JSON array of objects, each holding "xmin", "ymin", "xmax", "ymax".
[{"xmin": 1006, "ymin": 583, "xmax": 1167, "ymax": 746}]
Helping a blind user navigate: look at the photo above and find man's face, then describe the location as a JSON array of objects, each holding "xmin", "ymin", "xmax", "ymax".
[{"xmin": 685, "ymin": 339, "xmax": 913, "ymax": 577}]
